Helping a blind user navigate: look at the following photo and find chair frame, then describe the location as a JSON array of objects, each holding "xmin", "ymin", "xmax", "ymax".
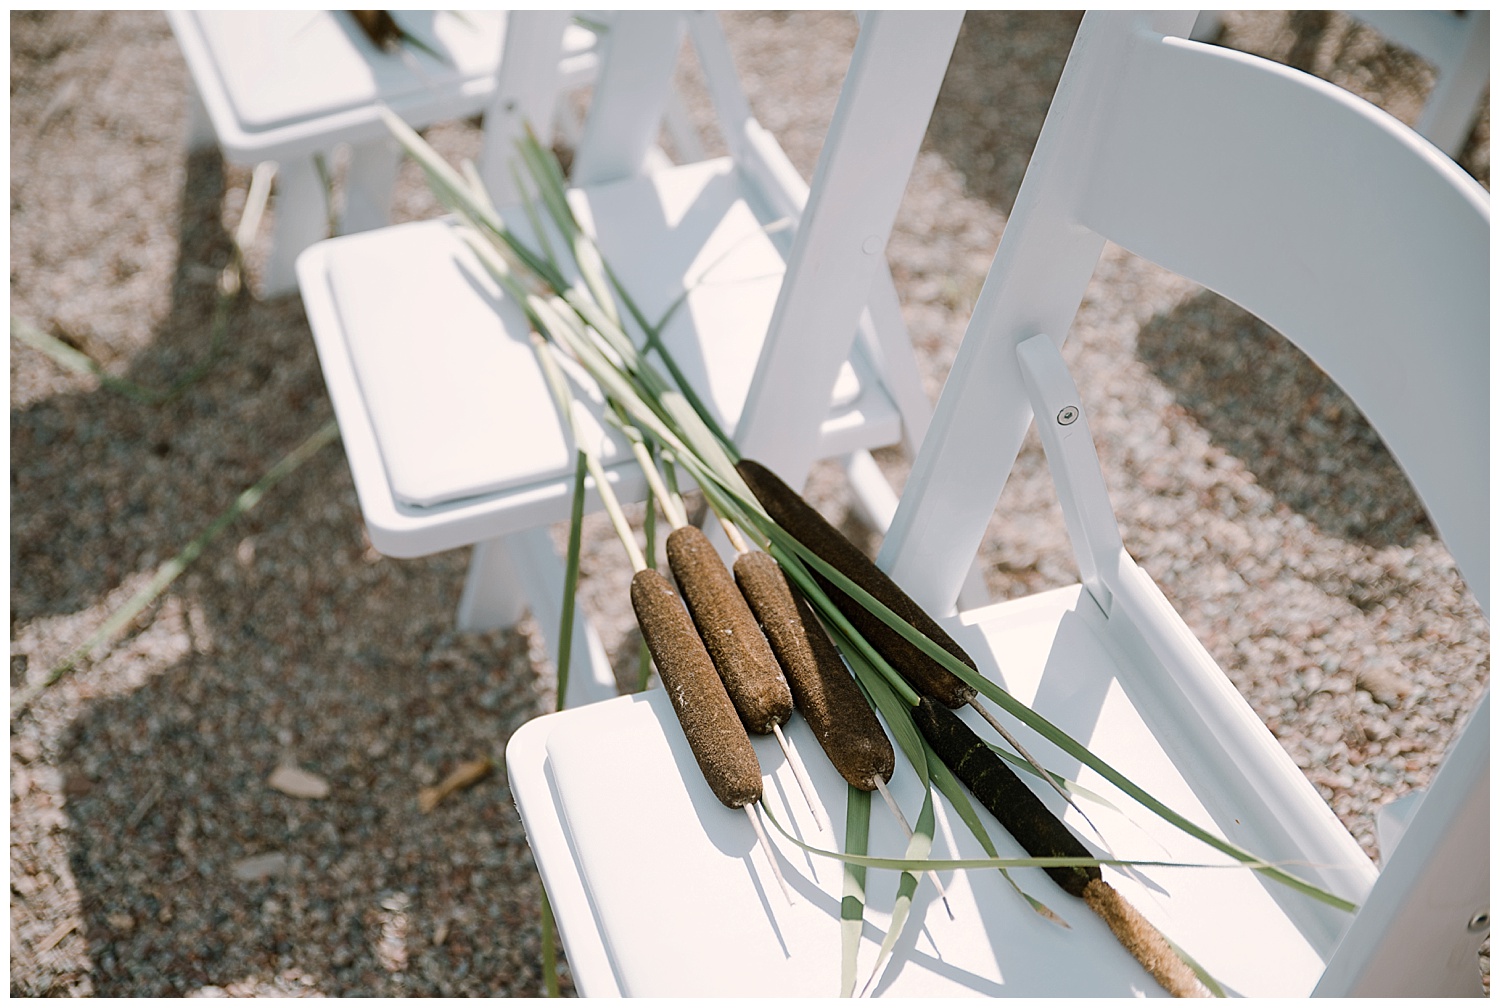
[
  {"xmin": 168, "ymin": 10, "xmax": 598, "ymax": 294},
  {"xmin": 509, "ymin": 9, "xmax": 1488, "ymax": 996},
  {"xmin": 297, "ymin": 12, "xmax": 966, "ymax": 707}
]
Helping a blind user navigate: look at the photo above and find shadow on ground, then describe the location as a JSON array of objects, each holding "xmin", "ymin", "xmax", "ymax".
[
  {"xmin": 926, "ymin": 11, "xmax": 1083, "ymax": 217},
  {"xmin": 13, "ymin": 128, "xmax": 559, "ymax": 995},
  {"xmin": 1136, "ymin": 289, "xmax": 1433, "ymax": 551}
]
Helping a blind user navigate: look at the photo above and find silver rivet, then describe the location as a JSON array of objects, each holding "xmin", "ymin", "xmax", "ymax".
[
  {"xmin": 1467, "ymin": 911, "xmax": 1489, "ymax": 933},
  {"xmin": 1057, "ymin": 406, "xmax": 1079, "ymax": 426}
]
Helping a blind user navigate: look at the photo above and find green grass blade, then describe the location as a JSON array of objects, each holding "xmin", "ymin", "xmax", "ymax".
[
  {"xmin": 509, "ymin": 158, "xmax": 565, "ymax": 283},
  {"xmin": 555, "ymin": 452, "xmax": 588, "ymax": 712},
  {"xmin": 840, "ymin": 784, "xmax": 871, "ymax": 999},
  {"xmin": 758, "ymin": 814, "xmax": 1286, "ymax": 874},
  {"xmin": 860, "ymin": 787, "xmax": 935, "ymax": 997},
  {"xmin": 603, "ymin": 261, "xmax": 737, "ymax": 454},
  {"xmin": 540, "ymin": 885, "xmax": 562, "ymax": 997},
  {"xmin": 989, "ymin": 744, "xmax": 1125, "ymax": 815},
  {"xmin": 1166, "ymin": 934, "xmax": 1227, "ymax": 998},
  {"xmin": 532, "ymin": 335, "xmax": 644, "ymax": 572},
  {"xmin": 514, "ymin": 129, "xmax": 620, "ymax": 328}
]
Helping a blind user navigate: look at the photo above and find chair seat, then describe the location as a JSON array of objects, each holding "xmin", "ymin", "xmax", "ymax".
[
  {"xmin": 507, "ymin": 582, "xmax": 1378, "ymax": 997},
  {"xmin": 169, "ymin": 11, "xmax": 596, "ymax": 160},
  {"xmin": 298, "ymin": 156, "xmax": 902, "ymax": 557}
]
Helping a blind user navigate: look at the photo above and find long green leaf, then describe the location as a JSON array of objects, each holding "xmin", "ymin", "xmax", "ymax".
[
  {"xmin": 860, "ymin": 786, "xmax": 936, "ymax": 997},
  {"xmin": 555, "ymin": 453, "xmax": 588, "ymax": 713},
  {"xmin": 761, "ymin": 814, "xmax": 1285, "ymax": 875},
  {"xmin": 516, "ymin": 129, "xmax": 620, "ymax": 329},
  {"xmin": 991, "ymin": 744, "xmax": 1124, "ymax": 814},
  {"xmin": 840, "ymin": 785, "xmax": 871, "ymax": 999}
]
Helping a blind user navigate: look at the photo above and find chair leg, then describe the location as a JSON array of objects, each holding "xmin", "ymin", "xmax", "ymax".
[
  {"xmin": 459, "ymin": 529, "xmax": 618, "ymax": 709},
  {"xmin": 848, "ymin": 269, "xmax": 989, "ymax": 611},
  {"xmin": 340, "ymin": 135, "xmax": 402, "ymax": 235},
  {"xmin": 264, "ymin": 155, "xmax": 331, "ymax": 296},
  {"xmin": 458, "ymin": 536, "xmax": 531, "ymax": 632}
]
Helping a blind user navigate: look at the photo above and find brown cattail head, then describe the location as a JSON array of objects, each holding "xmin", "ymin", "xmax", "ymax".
[
  {"xmin": 631, "ymin": 568, "xmax": 763, "ymax": 809},
  {"xmin": 736, "ymin": 459, "xmax": 977, "ymax": 708},
  {"xmin": 912, "ymin": 696, "xmax": 1099, "ymax": 897},
  {"xmin": 734, "ymin": 550, "xmax": 894, "ymax": 790},
  {"xmin": 348, "ymin": 10, "xmax": 403, "ymax": 50},
  {"xmin": 666, "ymin": 526, "xmax": 792, "ymax": 734}
]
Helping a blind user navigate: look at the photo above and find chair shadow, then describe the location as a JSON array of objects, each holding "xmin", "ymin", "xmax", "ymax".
[
  {"xmin": 1135, "ymin": 288, "xmax": 1433, "ymax": 551},
  {"xmin": 13, "ymin": 116, "xmax": 556, "ymax": 994},
  {"xmin": 10, "ymin": 146, "xmax": 326, "ymax": 632}
]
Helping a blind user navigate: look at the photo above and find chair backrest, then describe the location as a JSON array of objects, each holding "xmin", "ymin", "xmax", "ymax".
[
  {"xmin": 882, "ymin": 10, "xmax": 1488, "ymax": 618},
  {"xmin": 879, "ymin": 10, "xmax": 1488, "ymax": 996}
]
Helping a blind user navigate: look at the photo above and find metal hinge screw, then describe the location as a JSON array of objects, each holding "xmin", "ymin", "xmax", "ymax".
[
  {"xmin": 1057, "ymin": 406, "xmax": 1079, "ymax": 426},
  {"xmin": 1467, "ymin": 910, "xmax": 1489, "ymax": 933}
]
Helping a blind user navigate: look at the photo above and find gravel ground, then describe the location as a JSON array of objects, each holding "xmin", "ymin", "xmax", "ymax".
[{"xmin": 10, "ymin": 10, "xmax": 1489, "ymax": 997}]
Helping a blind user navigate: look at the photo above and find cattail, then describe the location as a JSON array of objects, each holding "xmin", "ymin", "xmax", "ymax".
[
  {"xmin": 667, "ymin": 526, "xmax": 792, "ymax": 735},
  {"xmin": 733, "ymin": 549, "xmax": 894, "ymax": 791},
  {"xmin": 736, "ymin": 459, "xmax": 977, "ymax": 708},
  {"xmin": 632, "ymin": 566, "xmax": 797, "ymax": 905},
  {"xmin": 348, "ymin": 10, "xmax": 404, "ymax": 50},
  {"xmin": 630, "ymin": 568, "xmax": 763, "ymax": 809}
]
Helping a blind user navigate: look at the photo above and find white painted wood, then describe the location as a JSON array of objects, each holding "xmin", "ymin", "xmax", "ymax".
[
  {"xmin": 883, "ymin": 10, "xmax": 1489, "ymax": 617},
  {"xmin": 569, "ymin": 12, "xmax": 685, "ymax": 188},
  {"xmin": 1406, "ymin": 10, "xmax": 1489, "ymax": 157},
  {"xmin": 264, "ymin": 154, "xmax": 329, "ymax": 296},
  {"xmin": 1347, "ymin": 11, "xmax": 1490, "ymax": 157},
  {"xmin": 876, "ymin": 9, "xmax": 1488, "ymax": 997},
  {"xmin": 1314, "ymin": 695, "xmax": 1489, "ymax": 996},
  {"xmin": 339, "ymin": 135, "xmax": 403, "ymax": 235},
  {"xmin": 297, "ymin": 11, "xmax": 950, "ymax": 561},
  {"xmin": 1013, "ymin": 334, "xmax": 1124, "ymax": 614},
  {"xmin": 476, "ymin": 10, "xmax": 572, "ymax": 207},
  {"xmin": 167, "ymin": 10, "xmax": 599, "ymax": 293},
  {"xmin": 1194, "ymin": 10, "xmax": 1489, "ymax": 159},
  {"xmin": 507, "ymin": 585, "xmax": 1348, "ymax": 996},
  {"xmin": 732, "ymin": 12, "xmax": 964, "ymax": 493}
]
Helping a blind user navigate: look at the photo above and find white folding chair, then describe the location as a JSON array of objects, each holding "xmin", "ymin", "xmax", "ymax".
[
  {"xmin": 508, "ymin": 10, "xmax": 1488, "ymax": 996},
  {"xmin": 168, "ymin": 10, "xmax": 600, "ymax": 294},
  {"xmin": 296, "ymin": 11, "xmax": 964, "ymax": 709},
  {"xmin": 1192, "ymin": 9, "xmax": 1489, "ymax": 159}
]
